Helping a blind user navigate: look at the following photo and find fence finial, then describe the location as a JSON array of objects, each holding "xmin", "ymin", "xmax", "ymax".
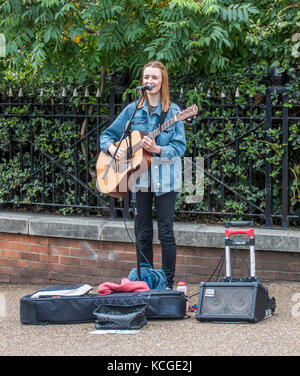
[
  {"xmin": 207, "ymin": 89, "xmax": 211, "ymax": 97},
  {"xmin": 73, "ymin": 88, "xmax": 78, "ymax": 97},
  {"xmin": 221, "ymin": 90, "xmax": 226, "ymax": 98},
  {"xmin": 61, "ymin": 87, "xmax": 67, "ymax": 97},
  {"xmin": 84, "ymin": 87, "xmax": 89, "ymax": 97},
  {"xmin": 8, "ymin": 88, "xmax": 13, "ymax": 97},
  {"xmin": 18, "ymin": 88, "xmax": 23, "ymax": 97},
  {"xmin": 96, "ymin": 87, "xmax": 101, "ymax": 97},
  {"xmin": 235, "ymin": 87, "xmax": 240, "ymax": 97}
]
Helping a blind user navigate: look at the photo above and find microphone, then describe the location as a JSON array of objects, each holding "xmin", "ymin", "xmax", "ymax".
[{"xmin": 136, "ymin": 84, "xmax": 153, "ymax": 91}]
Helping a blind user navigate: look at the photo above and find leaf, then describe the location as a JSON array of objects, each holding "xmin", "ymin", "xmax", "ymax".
[
  {"xmin": 43, "ymin": 29, "xmax": 52, "ymax": 43},
  {"xmin": 0, "ymin": 33, "xmax": 6, "ymax": 57}
]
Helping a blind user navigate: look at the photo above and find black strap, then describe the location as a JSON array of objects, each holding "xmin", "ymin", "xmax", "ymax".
[{"xmin": 159, "ymin": 111, "xmax": 168, "ymax": 131}]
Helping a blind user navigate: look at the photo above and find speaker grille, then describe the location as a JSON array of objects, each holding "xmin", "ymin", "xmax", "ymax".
[
  {"xmin": 202, "ymin": 288, "xmax": 228, "ymax": 314},
  {"xmin": 197, "ymin": 281, "xmax": 269, "ymax": 322},
  {"xmin": 228, "ymin": 288, "xmax": 252, "ymax": 314},
  {"xmin": 201, "ymin": 285, "xmax": 254, "ymax": 316}
]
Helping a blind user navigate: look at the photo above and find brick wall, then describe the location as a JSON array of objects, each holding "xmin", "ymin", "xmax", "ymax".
[{"xmin": 1, "ymin": 232, "xmax": 300, "ymax": 285}]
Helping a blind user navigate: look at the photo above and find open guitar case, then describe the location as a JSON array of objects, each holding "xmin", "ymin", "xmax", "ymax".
[
  {"xmin": 20, "ymin": 287, "xmax": 187, "ymax": 325},
  {"xmin": 20, "ymin": 110, "xmax": 188, "ymax": 326}
]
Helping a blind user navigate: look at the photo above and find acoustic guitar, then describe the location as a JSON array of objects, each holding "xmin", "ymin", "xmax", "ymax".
[{"xmin": 96, "ymin": 104, "xmax": 198, "ymax": 198}]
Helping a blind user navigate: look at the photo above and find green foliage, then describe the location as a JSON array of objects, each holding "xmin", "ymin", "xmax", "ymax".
[
  {"xmin": 0, "ymin": 101, "xmax": 106, "ymax": 214},
  {"xmin": 171, "ymin": 69, "xmax": 300, "ymax": 225},
  {"xmin": 145, "ymin": 0, "xmax": 262, "ymax": 73},
  {"xmin": 1, "ymin": 0, "xmax": 299, "ymax": 85},
  {"xmin": 0, "ymin": 0, "xmax": 159, "ymax": 84},
  {"xmin": 0, "ymin": 85, "xmax": 299, "ymax": 225},
  {"xmin": 0, "ymin": 0, "xmax": 299, "ymax": 224}
]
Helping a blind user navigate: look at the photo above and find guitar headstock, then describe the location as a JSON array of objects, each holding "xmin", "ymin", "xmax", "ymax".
[{"xmin": 177, "ymin": 104, "xmax": 198, "ymax": 122}]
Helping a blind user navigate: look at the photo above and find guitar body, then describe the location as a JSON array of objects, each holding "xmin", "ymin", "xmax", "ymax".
[{"xmin": 96, "ymin": 130, "xmax": 152, "ymax": 198}]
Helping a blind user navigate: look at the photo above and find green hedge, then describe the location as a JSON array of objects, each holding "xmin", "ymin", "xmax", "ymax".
[{"xmin": 0, "ymin": 68, "xmax": 299, "ymax": 226}]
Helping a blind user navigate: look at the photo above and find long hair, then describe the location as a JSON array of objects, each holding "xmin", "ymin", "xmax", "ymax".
[{"xmin": 138, "ymin": 61, "xmax": 171, "ymax": 112}]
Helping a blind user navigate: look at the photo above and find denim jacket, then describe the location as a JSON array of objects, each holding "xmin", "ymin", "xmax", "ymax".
[{"xmin": 100, "ymin": 100, "xmax": 186, "ymax": 195}]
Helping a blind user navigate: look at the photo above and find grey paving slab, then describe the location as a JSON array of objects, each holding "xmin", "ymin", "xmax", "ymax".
[{"xmin": 0, "ymin": 282, "xmax": 299, "ymax": 356}]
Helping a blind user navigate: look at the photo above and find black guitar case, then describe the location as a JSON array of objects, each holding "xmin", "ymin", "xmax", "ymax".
[{"xmin": 20, "ymin": 287, "xmax": 187, "ymax": 325}]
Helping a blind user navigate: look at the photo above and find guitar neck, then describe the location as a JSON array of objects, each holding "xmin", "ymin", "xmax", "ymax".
[{"xmin": 132, "ymin": 115, "xmax": 177, "ymax": 154}]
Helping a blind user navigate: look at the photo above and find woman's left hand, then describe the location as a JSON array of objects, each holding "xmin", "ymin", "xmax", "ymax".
[{"xmin": 142, "ymin": 135, "xmax": 161, "ymax": 155}]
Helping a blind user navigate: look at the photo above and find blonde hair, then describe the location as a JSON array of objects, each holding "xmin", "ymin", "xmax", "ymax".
[{"xmin": 138, "ymin": 61, "xmax": 171, "ymax": 112}]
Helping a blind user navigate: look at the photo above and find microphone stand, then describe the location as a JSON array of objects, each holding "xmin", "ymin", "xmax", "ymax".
[{"xmin": 102, "ymin": 88, "xmax": 146, "ymax": 281}]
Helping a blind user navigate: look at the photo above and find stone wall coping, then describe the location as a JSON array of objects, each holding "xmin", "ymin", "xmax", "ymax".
[{"xmin": 0, "ymin": 211, "xmax": 299, "ymax": 253}]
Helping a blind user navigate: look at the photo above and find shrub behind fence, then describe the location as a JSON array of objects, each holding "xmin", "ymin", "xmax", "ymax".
[{"xmin": 0, "ymin": 84, "xmax": 299, "ymax": 228}]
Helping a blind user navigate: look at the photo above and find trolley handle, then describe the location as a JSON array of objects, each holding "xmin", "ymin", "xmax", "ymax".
[
  {"xmin": 225, "ymin": 229, "xmax": 254, "ymax": 237},
  {"xmin": 225, "ymin": 221, "xmax": 253, "ymax": 228},
  {"xmin": 224, "ymin": 221, "xmax": 256, "ymax": 279}
]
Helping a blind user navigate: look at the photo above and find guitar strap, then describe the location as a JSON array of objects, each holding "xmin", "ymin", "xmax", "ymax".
[{"xmin": 159, "ymin": 110, "xmax": 168, "ymax": 132}]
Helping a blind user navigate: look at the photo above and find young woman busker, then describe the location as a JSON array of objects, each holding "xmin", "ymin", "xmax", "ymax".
[{"xmin": 100, "ymin": 61, "xmax": 186, "ymax": 289}]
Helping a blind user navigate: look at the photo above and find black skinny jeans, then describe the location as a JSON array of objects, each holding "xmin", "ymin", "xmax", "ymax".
[{"xmin": 135, "ymin": 190, "xmax": 177, "ymax": 288}]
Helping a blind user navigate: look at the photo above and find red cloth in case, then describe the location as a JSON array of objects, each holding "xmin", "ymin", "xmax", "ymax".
[{"xmin": 97, "ymin": 278, "xmax": 150, "ymax": 296}]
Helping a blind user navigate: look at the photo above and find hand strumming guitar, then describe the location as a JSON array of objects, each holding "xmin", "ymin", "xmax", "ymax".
[{"xmin": 141, "ymin": 135, "xmax": 162, "ymax": 155}]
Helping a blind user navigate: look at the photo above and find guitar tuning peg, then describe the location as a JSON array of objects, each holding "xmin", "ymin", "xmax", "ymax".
[{"xmin": 187, "ymin": 115, "xmax": 197, "ymax": 122}]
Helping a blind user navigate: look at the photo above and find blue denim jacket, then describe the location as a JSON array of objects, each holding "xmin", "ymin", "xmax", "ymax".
[{"xmin": 100, "ymin": 100, "xmax": 186, "ymax": 195}]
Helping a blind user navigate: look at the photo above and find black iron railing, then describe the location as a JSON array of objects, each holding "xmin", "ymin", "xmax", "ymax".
[{"xmin": 0, "ymin": 85, "xmax": 299, "ymax": 228}]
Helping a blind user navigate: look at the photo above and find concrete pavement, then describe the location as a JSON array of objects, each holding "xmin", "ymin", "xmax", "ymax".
[{"xmin": 0, "ymin": 281, "xmax": 299, "ymax": 357}]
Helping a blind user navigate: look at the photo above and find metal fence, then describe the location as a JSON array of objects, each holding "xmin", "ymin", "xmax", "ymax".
[{"xmin": 0, "ymin": 84, "xmax": 299, "ymax": 228}]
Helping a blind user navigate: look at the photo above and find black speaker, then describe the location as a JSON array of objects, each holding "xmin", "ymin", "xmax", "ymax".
[{"xmin": 196, "ymin": 281, "xmax": 269, "ymax": 323}]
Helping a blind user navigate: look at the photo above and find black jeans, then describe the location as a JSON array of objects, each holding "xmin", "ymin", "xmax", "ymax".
[{"xmin": 135, "ymin": 190, "xmax": 177, "ymax": 288}]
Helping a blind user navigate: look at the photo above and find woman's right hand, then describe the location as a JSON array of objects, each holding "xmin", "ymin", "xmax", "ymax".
[{"xmin": 108, "ymin": 144, "xmax": 127, "ymax": 160}]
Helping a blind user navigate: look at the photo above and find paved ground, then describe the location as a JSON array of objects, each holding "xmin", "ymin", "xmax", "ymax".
[{"xmin": 0, "ymin": 282, "xmax": 299, "ymax": 357}]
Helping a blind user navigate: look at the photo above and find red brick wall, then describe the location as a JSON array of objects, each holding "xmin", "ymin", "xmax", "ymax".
[{"xmin": 0, "ymin": 232, "xmax": 300, "ymax": 285}]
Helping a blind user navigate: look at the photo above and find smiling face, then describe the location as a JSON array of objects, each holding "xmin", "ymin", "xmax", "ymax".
[
  {"xmin": 138, "ymin": 61, "xmax": 170, "ymax": 111},
  {"xmin": 142, "ymin": 66, "xmax": 162, "ymax": 96}
]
